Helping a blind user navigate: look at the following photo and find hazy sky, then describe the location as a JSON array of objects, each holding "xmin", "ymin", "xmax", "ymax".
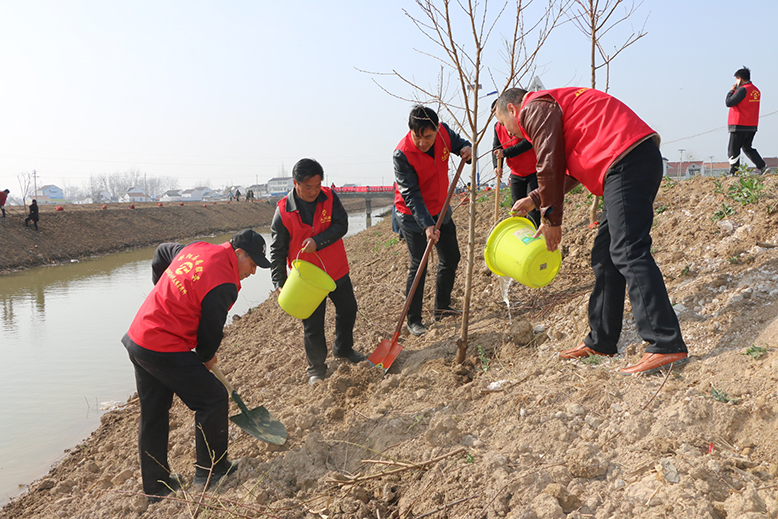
[{"xmin": 1, "ymin": 0, "xmax": 776, "ymax": 195}]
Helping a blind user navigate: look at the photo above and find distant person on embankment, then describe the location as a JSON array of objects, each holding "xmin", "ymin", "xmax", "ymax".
[
  {"xmin": 726, "ymin": 66, "xmax": 768, "ymax": 175},
  {"xmin": 495, "ymin": 87, "xmax": 688, "ymax": 375},
  {"xmin": 121, "ymin": 229, "xmax": 270, "ymax": 502},
  {"xmin": 270, "ymin": 158, "xmax": 366, "ymax": 386},
  {"xmin": 393, "ymin": 105, "xmax": 471, "ymax": 336},
  {"xmin": 0, "ymin": 189, "xmax": 9, "ymax": 218},
  {"xmin": 24, "ymin": 199, "xmax": 39, "ymax": 231}
]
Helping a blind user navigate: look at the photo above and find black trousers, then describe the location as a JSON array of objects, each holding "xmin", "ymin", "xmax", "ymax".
[
  {"xmin": 584, "ymin": 139, "xmax": 687, "ymax": 355},
  {"xmin": 24, "ymin": 216, "xmax": 38, "ymax": 230},
  {"xmin": 399, "ymin": 214, "xmax": 460, "ymax": 325},
  {"xmin": 124, "ymin": 339, "xmax": 229, "ymax": 495},
  {"xmin": 509, "ymin": 172, "xmax": 540, "ymax": 227},
  {"xmin": 302, "ymin": 273, "xmax": 358, "ymax": 377},
  {"xmin": 728, "ymin": 130, "xmax": 765, "ymax": 173}
]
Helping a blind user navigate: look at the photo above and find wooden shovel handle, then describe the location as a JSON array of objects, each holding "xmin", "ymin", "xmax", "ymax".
[
  {"xmin": 211, "ymin": 364, "xmax": 235, "ymax": 394},
  {"xmin": 391, "ymin": 158, "xmax": 469, "ymax": 339}
]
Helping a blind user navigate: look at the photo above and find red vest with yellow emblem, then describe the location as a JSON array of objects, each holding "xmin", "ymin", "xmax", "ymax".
[
  {"xmin": 394, "ymin": 125, "xmax": 453, "ymax": 216},
  {"xmin": 278, "ymin": 186, "xmax": 350, "ymax": 282},
  {"xmin": 520, "ymin": 87, "xmax": 655, "ymax": 196},
  {"xmin": 495, "ymin": 122, "xmax": 537, "ymax": 177},
  {"xmin": 127, "ymin": 241, "xmax": 240, "ymax": 353},
  {"xmin": 728, "ymin": 83, "xmax": 761, "ymax": 127}
]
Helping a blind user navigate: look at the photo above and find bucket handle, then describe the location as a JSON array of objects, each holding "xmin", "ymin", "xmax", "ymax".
[{"xmin": 292, "ymin": 248, "xmax": 330, "ymax": 283}]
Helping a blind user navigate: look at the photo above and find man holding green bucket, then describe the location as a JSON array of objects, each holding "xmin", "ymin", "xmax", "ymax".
[
  {"xmin": 495, "ymin": 87, "xmax": 687, "ymax": 375},
  {"xmin": 270, "ymin": 158, "xmax": 366, "ymax": 386}
]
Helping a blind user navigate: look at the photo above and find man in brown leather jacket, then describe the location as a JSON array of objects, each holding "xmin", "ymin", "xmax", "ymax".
[{"xmin": 495, "ymin": 87, "xmax": 687, "ymax": 375}]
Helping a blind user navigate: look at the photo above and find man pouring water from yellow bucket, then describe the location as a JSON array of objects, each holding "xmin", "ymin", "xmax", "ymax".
[{"xmin": 270, "ymin": 158, "xmax": 367, "ymax": 386}]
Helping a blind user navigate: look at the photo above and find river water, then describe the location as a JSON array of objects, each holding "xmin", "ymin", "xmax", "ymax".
[{"xmin": 0, "ymin": 211, "xmax": 387, "ymax": 505}]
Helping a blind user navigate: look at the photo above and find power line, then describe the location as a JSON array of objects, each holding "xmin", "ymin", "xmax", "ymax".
[{"xmin": 663, "ymin": 109, "xmax": 778, "ymax": 145}]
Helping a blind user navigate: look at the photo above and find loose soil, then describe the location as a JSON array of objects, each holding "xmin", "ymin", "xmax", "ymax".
[{"xmin": 2, "ymin": 178, "xmax": 778, "ymax": 519}]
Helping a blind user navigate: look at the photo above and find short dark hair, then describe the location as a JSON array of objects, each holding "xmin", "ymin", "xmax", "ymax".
[
  {"xmin": 408, "ymin": 105, "xmax": 439, "ymax": 134},
  {"xmin": 496, "ymin": 88, "xmax": 529, "ymax": 113},
  {"xmin": 735, "ymin": 66, "xmax": 751, "ymax": 81},
  {"xmin": 292, "ymin": 158, "xmax": 324, "ymax": 183}
]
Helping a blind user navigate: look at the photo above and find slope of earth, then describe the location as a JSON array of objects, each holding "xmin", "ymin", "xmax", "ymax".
[
  {"xmin": 0, "ymin": 197, "xmax": 390, "ymax": 273},
  {"xmin": 2, "ymin": 177, "xmax": 778, "ymax": 519}
]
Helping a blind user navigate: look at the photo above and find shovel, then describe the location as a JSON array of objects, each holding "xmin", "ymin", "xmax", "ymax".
[
  {"xmin": 368, "ymin": 158, "xmax": 468, "ymax": 372},
  {"xmin": 211, "ymin": 364, "xmax": 287, "ymax": 445}
]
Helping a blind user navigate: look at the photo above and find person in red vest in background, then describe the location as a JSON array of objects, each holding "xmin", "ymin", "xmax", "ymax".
[
  {"xmin": 393, "ymin": 105, "xmax": 472, "ymax": 336},
  {"xmin": 0, "ymin": 189, "xmax": 9, "ymax": 218},
  {"xmin": 122, "ymin": 229, "xmax": 270, "ymax": 501},
  {"xmin": 270, "ymin": 158, "xmax": 366, "ymax": 386},
  {"xmin": 726, "ymin": 66, "xmax": 768, "ymax": 175},
  {"xmin": 495, "ymin": 87, "xmax": 687, "ymax": 375},
  {"xmin": 490, "ymin": 100, "xmax": 540, "ymax": 226}
]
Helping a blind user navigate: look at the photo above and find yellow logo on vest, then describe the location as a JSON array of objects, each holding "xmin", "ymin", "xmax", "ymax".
[
  {"xmin": 441, "ymin": 147, "xmax": 450, "ymax": 162},
  {"xmin": 320, "ymin": 208, "xmax": 331, "ymax": 224},
  {"xmin": 167, "ymin": 253, "xmax": 206, "ymax": 294}
]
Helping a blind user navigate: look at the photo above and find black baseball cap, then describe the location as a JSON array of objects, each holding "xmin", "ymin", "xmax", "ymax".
[{"xmin": 230, "ymin": 229, "xmax": 271, "ymax": 269}]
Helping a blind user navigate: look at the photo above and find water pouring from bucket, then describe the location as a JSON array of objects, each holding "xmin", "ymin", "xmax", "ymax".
[{"xmin": 484, "ymin": 217, "xmax": 561, "ymax": 288}]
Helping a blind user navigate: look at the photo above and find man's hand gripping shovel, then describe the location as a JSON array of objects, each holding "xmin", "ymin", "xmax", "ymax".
[{"xmin": 368, "ymin": 158, "xmax": 468, "ymax": 372}]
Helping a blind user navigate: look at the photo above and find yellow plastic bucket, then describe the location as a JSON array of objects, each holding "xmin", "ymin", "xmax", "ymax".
[
  {"xmin": 484, "ymin": 217, "xmax": 561, "ymax": 288},
  {"xmin": 278, "ymin": 257, "xmax": 336, "ymax": 319}
]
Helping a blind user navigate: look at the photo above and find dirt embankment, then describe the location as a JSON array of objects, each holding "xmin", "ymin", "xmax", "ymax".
[
  {"xmin": 0, "ymin": 197, "xmax": 391, "ymax": 273},
  {"xmin": 3, "ymin": 178, "xmax": 778, "ymax": 519}
]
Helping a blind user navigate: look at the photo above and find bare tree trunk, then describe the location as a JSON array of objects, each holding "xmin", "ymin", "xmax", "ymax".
[{"xmin": 457, "ymin": 155, "xmax": 479, "ymax": 363}]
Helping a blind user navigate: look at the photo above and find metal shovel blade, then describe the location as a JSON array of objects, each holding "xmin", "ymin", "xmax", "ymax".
[
  {"xmin": 230, "ymin": 391, "xmax": 287, "ymax": 445},
  {"xmin": 229, "ymin": 403, "xmax": 287, "ymax": 445},
  {"xmin": 368, "ymin": 338, "xmax": 403, "ymax": 372}
]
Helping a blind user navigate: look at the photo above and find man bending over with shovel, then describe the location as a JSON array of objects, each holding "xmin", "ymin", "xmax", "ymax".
[
  {"xmin": 393, "ymin": 105, "xmax": 472, "ymax": 336},
  {"xmin": 122, "ymin": 229, "xmax": 271, "ymax": 502},
  {"xmin": 270, "ymin": 158, "xmax": 366, "ymax": 386}
]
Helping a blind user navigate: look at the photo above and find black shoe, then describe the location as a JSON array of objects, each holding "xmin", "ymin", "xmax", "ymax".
[
  {"xmin": 433, "ymin": 307, "xmax": 462, "ymax": 322},
  {"xmin": 407, "ymin": 321, "xmax": 427, "ymax": 336},
  {"xmin": 147, "ymin": 473, "xmax": 183, "ymax": 503},
  {"xmin": 193, "ymin": 460, "xmax": 238, "ymax": 489},
  {"xmin": 308, "ymin": 374, "xmax": 324, "ymax": 386},
  {"xmin": 336, "ymin": 350, "xmax": 367, "ymax": 364}
]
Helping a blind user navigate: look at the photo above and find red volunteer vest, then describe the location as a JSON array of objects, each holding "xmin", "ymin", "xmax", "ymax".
[
  {"xmin": 495, "ymin": 122, "xmax": 537, "ymax": 177},
  {"xmin": 728, "ymin": 83, "xmax": 761, "ymax": 127},
  {"xmin": 520, "ymin": 87, "xmax": 655, "ymax": 196},
  {"xmin": 278, "ymin": 187, "xmax": 350, "ymax": 282},
  {"xmin": 127, "ymin": 242, "xmax": 240, "ymax": 353},
  {"xmin": 394, "ymin": 125, "xmax": 453, "ymax": 216}
]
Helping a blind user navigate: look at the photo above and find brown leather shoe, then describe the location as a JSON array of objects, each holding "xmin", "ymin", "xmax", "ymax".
[
  {"xmin": 619, "ymin": 352, "xmax": 688, "ymax": 374},
  {"xmin": 559, "ymin": 343, "xmax": 616, "ymax": 360}
]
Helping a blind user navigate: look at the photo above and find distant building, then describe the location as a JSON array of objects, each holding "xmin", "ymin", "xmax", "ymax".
[
  {"xmin": 38, "ymin": 184, "xmax": 64, "ymax": 200},
  {"xmin": 120, "ymin": 187, "xmax": 148, "ymax": 203},
  {"xmin": 267, "ymin": 177, "xmax": 293, "ymax": 195},
  {"xmin": 181, "ymin": 187, "xmax": 211, "ymax": 202},
  {"xmin": 160, "ymin": 189, "xmax": 183, "ymax": 202}
]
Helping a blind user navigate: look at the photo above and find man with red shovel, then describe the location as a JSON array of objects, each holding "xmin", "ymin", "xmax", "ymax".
[
  {"xmin": 495, "ymin": 87, "xmax": 687, "ymax": 375},
  {"xmin": 270, "ymin": 158, "xmax": 366, "ymax": 386},
  {"xmin": 122, "ymin": 229, "xmax": 271, "ymax": 502},
  {"xmin": 393, "ymin": 105, "xmax": 472, "ymax": 336}
]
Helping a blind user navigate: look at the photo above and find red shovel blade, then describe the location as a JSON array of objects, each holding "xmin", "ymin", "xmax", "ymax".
[{"xmin": 368, "ymin": 338, "xmax": 403, "ymax": 372}]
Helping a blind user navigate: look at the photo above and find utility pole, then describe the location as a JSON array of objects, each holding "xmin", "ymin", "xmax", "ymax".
[
  {"xmin": 708, "ymin": 156, "xmax": 714, "ymax": 177},
  {"xmin": 678, "ymin": 149, "xmax": 685, "ymax": 180},
  {"xmin": 33, "ymin": 170, "xmax": 38, "ymax": 199}
]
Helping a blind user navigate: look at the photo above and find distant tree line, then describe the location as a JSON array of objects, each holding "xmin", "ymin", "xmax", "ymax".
[{"xmin": 62, "ymin": 169, "xmax": 181, "ymax": 201}]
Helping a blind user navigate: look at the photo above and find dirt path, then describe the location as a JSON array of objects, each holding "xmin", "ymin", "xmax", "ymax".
[{"xmin": 2, "ymin": 179, "xmax": 778, "ymax": 519}]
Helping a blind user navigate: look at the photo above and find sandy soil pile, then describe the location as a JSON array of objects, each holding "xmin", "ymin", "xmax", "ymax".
[{"xmin": 2, "ymin": 177, "xmax": 778, "ymax": 519}]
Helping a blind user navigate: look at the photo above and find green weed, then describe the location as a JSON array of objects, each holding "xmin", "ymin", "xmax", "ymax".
[
  {"xmin": 476, "ymin": 344, "xmax": 490, "ymax": 373},
  {"xmin": 711, "ymin": 386, "xmax": 731, "ymax": 403},
  {"xmin": 680, "ymin": 265, "xmax": 691, "ymax": 276},
  {"xmin": 728, "ymin": 176, "xmax": 764, "ymax": 206},
  {"xmin": 569, "ymin": 184, "xmax": 584, "ymax": 195},
  {"xmin": 655, "ymin": 203, "xmax": 669, "ymax": 214},
  {"xmin": 711, "ymin": 202, "xmax": 735, "ymax": 221},
  {"xmin": 580, "ymin": 353, "xmax": 604, "ymax": 365},
  {"xmin": 743, "ymin": 345, "xmax": 768, "ymax": 360}
]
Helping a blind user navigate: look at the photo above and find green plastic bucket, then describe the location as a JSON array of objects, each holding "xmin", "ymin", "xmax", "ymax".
[
  {"xmin": 484, "ymin": 217, "xmax": 562, "ymax": 288},
  {"xmin": 278, "ymin": 257, "xmax": 337, "ymax": 319}
]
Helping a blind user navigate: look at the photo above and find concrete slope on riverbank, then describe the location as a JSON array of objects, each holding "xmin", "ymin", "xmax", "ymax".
[{"xmin": 0, "ymin": 197, "xmax": 391, "ymax": 273}]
